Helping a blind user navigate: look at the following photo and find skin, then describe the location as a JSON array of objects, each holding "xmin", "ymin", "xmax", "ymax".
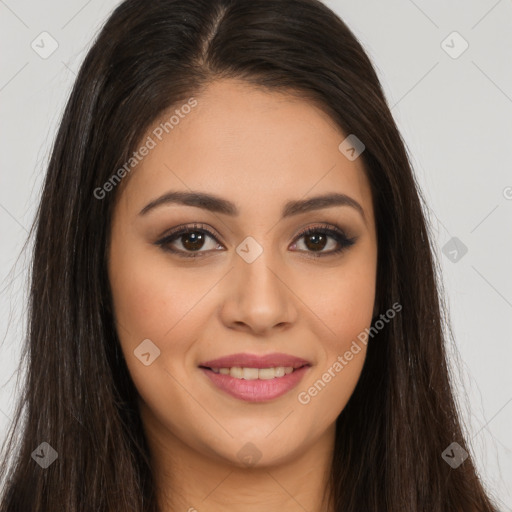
[{"xmin": 108, "ymin": 78, "xmax": 378, "ymax": 512}]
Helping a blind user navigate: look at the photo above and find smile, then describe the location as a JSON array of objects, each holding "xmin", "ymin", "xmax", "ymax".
[
  {"xmin": 208, "ymin": 366, "xmax": 296, "ymax": 379},
  {"xmin": 199, "ymin": 365, "xmax": 310, "ymax": 402}
]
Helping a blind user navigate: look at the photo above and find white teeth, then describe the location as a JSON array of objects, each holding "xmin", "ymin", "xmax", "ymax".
[
  {"xmin": 210, "ymin": 366, "xmax": 296, "ymax": 379},
  {"xmin": 242, "ymin": 367, "xmax": 259, "ymax": 380}
]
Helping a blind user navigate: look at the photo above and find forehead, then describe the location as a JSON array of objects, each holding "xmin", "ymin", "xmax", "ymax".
[{"xmin": 117, "ymin": 79, "xmax": 373, "ymax": 219}]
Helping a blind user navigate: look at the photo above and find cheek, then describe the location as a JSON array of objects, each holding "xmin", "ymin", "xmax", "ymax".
[
  {"xmin": 108, "ymin": 249, "xmax": 206, "ymax": 417},
  {"xmin": 108, "ymin": 242, "xmax": 221, "ymax": 396},
  {"xmin": 297, "ymin": 252, "xmax": 375, "ymax": 411},
  {"xmin": 296, "ymin": 276, "xmax": 372, "ymax": 417},
  {"xmin": 108, "ymin": 243, "xmax": 212, "ymax": 343},
  {"xmin": 311, "ymin": 256, "xmax": 376, "ymax": 348}
]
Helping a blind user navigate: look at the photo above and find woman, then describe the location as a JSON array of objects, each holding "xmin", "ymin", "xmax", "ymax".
[{"xmin": 0, "ymin": 0, "xmax": 500, "ymax": 510}]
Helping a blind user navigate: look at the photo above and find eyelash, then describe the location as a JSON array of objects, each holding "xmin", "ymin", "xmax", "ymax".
[{"xmin": 155, "ymin": 222, "xmax": 357, "ymax": 259}]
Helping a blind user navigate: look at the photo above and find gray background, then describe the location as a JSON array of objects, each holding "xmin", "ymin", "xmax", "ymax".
[{"xmin": 1, "ymin": 0, "xmax": 511, "ymax": 507}]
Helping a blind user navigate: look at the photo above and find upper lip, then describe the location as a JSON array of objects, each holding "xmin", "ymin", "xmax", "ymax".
[{"xmin": 199, "ymin": 352, "xmax": 311, "ymax": 369}]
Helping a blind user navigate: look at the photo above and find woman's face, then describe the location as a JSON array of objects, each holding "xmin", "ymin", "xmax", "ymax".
[{"xmin": 108, "ymin": 78, "xmax": 377, "ymax": 468}]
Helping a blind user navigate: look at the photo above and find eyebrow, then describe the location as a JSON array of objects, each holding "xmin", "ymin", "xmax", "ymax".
[{"xmin": 138, "ymin": 190, "xmax": 366, "ymax": 223}]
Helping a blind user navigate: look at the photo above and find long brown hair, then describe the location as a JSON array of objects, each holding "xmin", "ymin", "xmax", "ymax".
[{"xmin": 0, "ymin": 0, "xmax": 499, "ymax": 510}]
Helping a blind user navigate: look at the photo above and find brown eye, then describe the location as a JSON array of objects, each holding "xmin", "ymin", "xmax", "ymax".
[
  {"xmin": 180, "ymin": 231, "xmax": 207, "ymax": 251},
  {"xmin": 156, "ymin": 224, "xmax": 223, "ymax": 258},
  {"xmin": 303, "ymin": 232, "xmax": 329, "ymax": 251},
  {"xmin": 291, "ymin": 225, "xmax": 356, "ymax": 257}
]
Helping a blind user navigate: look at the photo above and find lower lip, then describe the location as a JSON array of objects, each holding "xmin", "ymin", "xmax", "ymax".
[{"xmin": 200, "ymin": 366, "xmax": 310, "ymax": 402}]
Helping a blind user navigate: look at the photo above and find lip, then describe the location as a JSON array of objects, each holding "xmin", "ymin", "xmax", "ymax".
[
  {"xmin": 198, "ymin": 352, "xmax": 312, "ymax": 402},
  {"xmin": 199, "ymin": 352, "xmax": 311, "ymax": 369},
  {"xmin": 200, "ymin": 365, "xmax": 310, "ymax": 402}
]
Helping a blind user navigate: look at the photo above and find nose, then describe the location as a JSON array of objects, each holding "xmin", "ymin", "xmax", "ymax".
[{"xmin": 218, "ymin": 251, "xmax": 298, "ymax": 336}]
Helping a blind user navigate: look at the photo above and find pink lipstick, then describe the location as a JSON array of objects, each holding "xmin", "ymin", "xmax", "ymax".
[{"xmin": 199, "ymin": 352, "xmax": 311, "ymax": 402}]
